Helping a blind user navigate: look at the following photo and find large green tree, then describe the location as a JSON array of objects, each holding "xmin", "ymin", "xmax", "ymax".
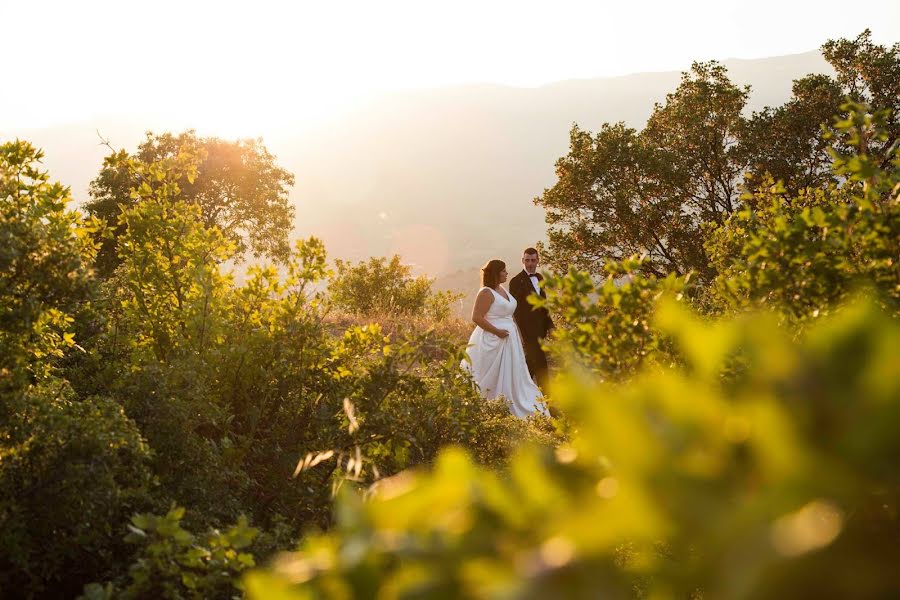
[
  {"xmin": 536, "ymin": 31, "xmax": 899, "ymax": 282},
  {"xmin": 86, "ymin": 131, "xmax": 295, "ymax": 276},
  {"xmin": 740, "ymin": 74, "xmax": 844, "ymax": 194},
  {"xmin": 537, "ymin": 61, "xmax": 749, "ymax": 282},
  {"xmin": 742, "ymin": 30, "xmax": 900, "ymax": 196},
  {"xmin": 822, "ymin": 29, "xmax": 900, "ymax": 161}
]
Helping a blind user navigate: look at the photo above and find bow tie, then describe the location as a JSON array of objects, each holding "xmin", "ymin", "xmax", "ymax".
[{"xmin": 528, "ymin": 273, "xmax": 541, "ymax": 280}]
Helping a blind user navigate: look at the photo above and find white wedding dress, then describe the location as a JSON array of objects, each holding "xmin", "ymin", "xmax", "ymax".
[{"xmin": 462, "ymin": 286, "xmax": 547, "ymax": 418}]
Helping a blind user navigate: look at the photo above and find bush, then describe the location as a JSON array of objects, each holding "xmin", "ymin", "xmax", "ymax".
[
  {"xmin": 535, "ymin": 257, "xmax": 689, "ymax": 380},
  {"xmin": 330, "ymin": 255, "xmax": 461, "ymax": 320},
  {"xmin": 246, "ymin": 296, "xmax": 900, "ymax": 599},
  {"xmin": 0, "ymin": 140, "xmax": 99, "ymax": 385},
  {"xmin": 0, "ymin": 383, "xmax": 152, "ymax": 598},
  {"xmin": 0, "ymin": 140, "xmax": 153, "ymax": 598},
  {"xmin": 81, "ymin": 506, "xmax": 258, "ymax": 600},
  {"xmin": 707, "ymin": 101, "xmax": 899, "ymax": 323}
]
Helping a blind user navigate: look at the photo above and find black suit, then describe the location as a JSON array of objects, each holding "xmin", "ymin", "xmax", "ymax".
[{"xmin": 509, "ymin": 270, "xmax": 553, "ymax": 388}]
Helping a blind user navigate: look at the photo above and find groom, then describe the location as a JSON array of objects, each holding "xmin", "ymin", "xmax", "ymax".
[{"xmin": 509, "ymin": 247, "xmax": 553, "ymax": 388}]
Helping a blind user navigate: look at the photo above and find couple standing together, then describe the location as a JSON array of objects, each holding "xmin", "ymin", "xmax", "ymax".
[{"xmin": 463, "ymin": 247, "xmax": 552, "ymax": 418}]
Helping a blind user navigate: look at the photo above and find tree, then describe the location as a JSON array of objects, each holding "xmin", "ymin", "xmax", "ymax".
[
  {"xmin": 87, "ymin": 131, "xmax": 295, "ymax": 276},
  {"xmin": 536, "ymin": 32, "xmax": 900, "ymax": 284},
  {"xmin": 0, "ymin": 141, "xmax": 152, "ymax": 597},
  {"xmin": 537, "ymin": 62, "xmax": 750, "ymax": 282},
  {"xmin": 708, "ymin": 102, "xmax": 900, "ymax": 323},
  {"xmin": 822, "ymin": 29, "xmax": 900, "ymax": 164},
  {"xmin": 105, "ymin": 140, "xmax": 235, "ymax": 365},
  {"xmin": 0, "ymin": 140, "xmax": 99, "ymax": 384},
  {"xmin": 84, "ymin": 140, "xmax": 250, "ymax": 526},
  {"xmin": 741, "ymin": 74, "xmax": 844, "ymax": 195},
  {"xmin": 741, "ymin": 30, "xmax": 900, "ymax": 196}
]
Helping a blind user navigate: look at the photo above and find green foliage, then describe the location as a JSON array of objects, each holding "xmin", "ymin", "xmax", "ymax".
[
  {"xmin": 1, "ymin": 140, "xmax": 153, "ymax": 598},
  {"xmin": 822, "ymin": 29, "xmax": 900, "ymax": 156},
  {"xmin": 247, "ymin": 296, "xmax": 900, "ymax": 599},
  {"xmin": 536, "ymin": 61, "xmax": 749, "ymax": 282},
  {"xmin": 87, "ymin": 131, "xmax": 295, "ymax": 276},
  {"xmin": 731, "ymin": 29, "xmax": 898, "ymax": 197},
  {"xmin": 0, "ymin": 383, "xmax": 152, "ymax": 598},
  {"xmin": 63, "ymin": 138, "xmax": 533, "ymax": 596},
  {"xmin": 294, "ymin": 326, "xmax": 553, "ymax": 497},
  {"xmin": 73, "ymin": 139, "xmax": 532, "ymax": 547},
  {"xmin": 535, "ymin": 258, "xmax": 689, "ymax": 380},
  {"xmin": 536, "ymin": 31, "xmax": 900, "ymax": 284},
  {"xmin": 112, "ymin": 148, "xmax": 236, "ymax": 364},
  {"xmin": 329, "ymin": 255, "xmax": 462, "ymax": 321},
  {"xmin": 81, "ymin": 506, "xmax": 258, "ymax": 600},
  {"xmin": 741, "ymin": 74, "xmax": 844, "ymax": 194},
  {"xmin": 68, "ymin": 140, "xmax": 248, "ymax": 525},
  {"xmin": 708, "ymin": 101, "xmax": 899, "ymax": 322},
  {"xmin": 0, "ymin": 140, "xmax": 99, "ymax": 384},
  {"xmin": 5, "ymin": 30, "xmax": 899, "ymax": 599}
]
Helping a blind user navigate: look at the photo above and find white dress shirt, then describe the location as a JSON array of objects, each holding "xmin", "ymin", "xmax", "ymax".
[{"xmin": 525, "ymin": 271, "xmax": 540, "ymax": 294}]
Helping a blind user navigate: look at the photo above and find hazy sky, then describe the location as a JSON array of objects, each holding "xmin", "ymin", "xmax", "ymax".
[{"xmin": 2, "ymin": 0, "xmax": 898, "ymax": 134}]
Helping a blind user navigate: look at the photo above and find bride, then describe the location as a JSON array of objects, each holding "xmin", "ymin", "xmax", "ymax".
[{"xmin": 462, "ymin": 259, "xmax": 547, "ymax": 418}]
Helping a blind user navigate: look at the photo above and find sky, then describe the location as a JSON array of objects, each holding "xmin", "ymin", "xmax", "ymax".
[{"xmin": 2, "ymin": 0, "xmax": 899, "ymax": 136}]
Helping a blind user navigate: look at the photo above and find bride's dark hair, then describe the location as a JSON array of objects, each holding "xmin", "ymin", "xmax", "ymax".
[{"xmin": 481, "ymin": 259, "xmax": 506, "ymax": 288}]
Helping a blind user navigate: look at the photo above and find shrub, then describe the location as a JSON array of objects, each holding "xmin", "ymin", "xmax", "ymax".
[
  {"xmin": 0, "ymin": 140, "xmax": 99, "ymax": 385},
  {"xmin": 0, "ymin": 383, "xmax": 152, "ymax": 598},
  {"xmin": 0, "ymin": 140, "xmax": 153, "ymax": 598},
  {"xmin": 80, "ymin": 506, "xmax": 258, "ymax": 600},
  {"xmin": 535, "ymin": 257, "xmax": 689, "ymax": 380},
  {"xmin": 246, "ymin": 296, "xmax": 900, "ymax": 599},
  {"xmin": 707, "ymin": 101, "xmax": 899, "ymax": 323},
  {"xmin": 330, "ymin": 255, "xmax": 461, "ymax": 320}
]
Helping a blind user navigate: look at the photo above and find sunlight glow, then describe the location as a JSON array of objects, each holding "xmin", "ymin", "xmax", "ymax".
[{"xmin": 2, "ymin": 0, "xmax": 898, "ymax": 135}]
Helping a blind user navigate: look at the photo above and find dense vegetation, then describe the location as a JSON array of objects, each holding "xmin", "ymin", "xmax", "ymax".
[
  {"xmin": 1, "ymin": 30, "xmax": 898, "ymax": 600},
  {"xmin": 1, "ymin": 138, "xmax": 547, "ymax": 599}
]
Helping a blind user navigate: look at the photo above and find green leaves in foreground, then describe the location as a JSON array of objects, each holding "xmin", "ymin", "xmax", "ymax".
[
  {"xmin": 81, "ymin": 506, "xmax": 258, "ymax": 600},
  {"xmin": 246, "ymin": 297, "xmax": 900, "ymax": 599},
  {"xmin": 535, "ymin": 257, "xmax": 689, "ymax": 380}
]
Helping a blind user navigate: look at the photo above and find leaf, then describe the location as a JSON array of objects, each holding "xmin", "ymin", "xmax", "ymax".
[{"xmin": 131, "ymin": 514, "xmax": 151, "ymax": 529}]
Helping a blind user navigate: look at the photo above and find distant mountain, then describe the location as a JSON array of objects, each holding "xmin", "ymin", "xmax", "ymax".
[{"xmin": 3, "ymin": 50, "xmax": 831, "ymax": 296}]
